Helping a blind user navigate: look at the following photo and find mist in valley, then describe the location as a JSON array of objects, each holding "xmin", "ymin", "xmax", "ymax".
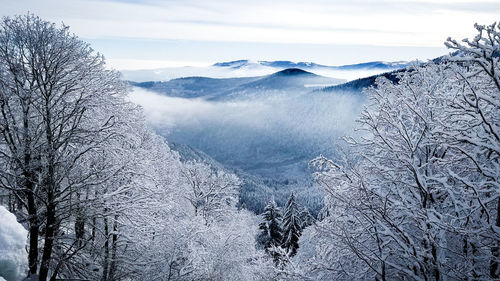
[{"xmin": 129, "ymin": 86, "xmax": 365, "ymax": 212}]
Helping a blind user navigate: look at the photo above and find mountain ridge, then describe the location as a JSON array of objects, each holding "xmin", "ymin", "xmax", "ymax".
[
  {"xmin": 122, "ymin": 59, "xmax": 411, "ymax": 82},
  {"xmin": 129, "ymin": 60, "xmax": 421, "ymax": 215},
  {"xmin": 212, "ymin": 60, "xmax": 410, "ymax": 70},
  {"xmin": 131, "ymin": 68, "xmax": 344, "ymax": 100}
]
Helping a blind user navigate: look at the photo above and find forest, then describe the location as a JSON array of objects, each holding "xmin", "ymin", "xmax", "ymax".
[{"xmin": 0, "ymin": 14, "xmax": 499, "ymax": 281}]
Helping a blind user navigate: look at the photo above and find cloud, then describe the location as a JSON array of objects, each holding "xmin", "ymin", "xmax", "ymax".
[
  {"xmin": 127, "ymin": 86, "xmax": 364, "ymax": 184},
  {"xmin": 3, "ymin": 0, "xmax": 498, "ymax": 47},
  {"xmin": 2, "ymin": 0, "xmax": 496, "ymax": 69},
  {"xmin": 128, "ymin": 87, "xmax": 274, "ymax": 129},
  {"xmin": 127, "ymin": 87, "xmax": 362, "ymax": 137}
]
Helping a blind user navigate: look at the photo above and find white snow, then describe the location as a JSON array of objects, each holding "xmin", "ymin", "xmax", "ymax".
[{"xmin": 0, "ymin": 206, "xmax": 28, "ymax": 281}]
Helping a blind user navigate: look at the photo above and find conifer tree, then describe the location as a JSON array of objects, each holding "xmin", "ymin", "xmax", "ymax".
[
  {"xmin": 258, "ymin": 198, "xmax": 283, "ymax": 250},
  {"xmin": 282, "ymin": 192, "xmax": 303, "ymax": 256},
  {"xmin": 299, "ymin": 206, "xmax": 314, "ymax": 228}
]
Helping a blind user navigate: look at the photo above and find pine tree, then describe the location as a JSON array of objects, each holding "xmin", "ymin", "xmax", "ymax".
[
  {"xmin": 258, "ymin": 198, "xmax": 283, "ymax": 250},
  {"xmin": 282, "ymin": 192, "xmax": 303, "ymax": 256},
  {"xmin": 299, "ymin": 206, "xmax": 314, "ymax": 228}
]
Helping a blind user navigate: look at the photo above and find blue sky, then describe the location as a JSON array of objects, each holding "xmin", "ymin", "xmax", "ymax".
[{"xmin": 2, "ymin": 0, "xmax": 499, "ymax": 69}]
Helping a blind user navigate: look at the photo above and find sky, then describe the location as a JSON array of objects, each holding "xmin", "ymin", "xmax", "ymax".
[{"xmin": 1, "ymin": 0, "xmax": 499, "ymax": 70}]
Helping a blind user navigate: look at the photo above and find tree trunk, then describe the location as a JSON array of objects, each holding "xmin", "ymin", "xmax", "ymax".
[
  {"xmin": 39, "ymin": 115, "xmax": 57, "ymax": 281},
  {"xmin": 39, "ymin": 200, "xmax": 57, "ymax": 281},
  {"xmin": 101, "ymin": 215, "xmax": 109, "ymax": 281},
  {"xmin": 27, "ymin": 190, "xmax": 39, "ymax": 275},
  {"xmin": 91, "ymin": 216, "xmax": 96, "ymax": 241},
  {"xmin": 108, "ymin": 215, "xmax": 119, "ymax": 281},
  {"xmin": 490, "ymin": 197, "xmax": 500, "ymax": 278},
  {"xmin": 75, "ymin": 211, "xmax": 85, "ymax": 247},
  {"xmin": 24, "ymin": 103, "xmax": 39, "ymax": 275}
]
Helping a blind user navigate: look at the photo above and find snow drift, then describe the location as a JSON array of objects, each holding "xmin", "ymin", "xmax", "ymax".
[{"xmin": 0, "ymin": 206, "xmax": 28, "ymax": 281}]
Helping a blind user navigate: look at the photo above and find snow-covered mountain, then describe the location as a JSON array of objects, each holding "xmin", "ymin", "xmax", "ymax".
[
  {"xmin": 122, "ymin": 59, "xmax": 410, "ymax": 82},
  {"xmin": 130, "ymin": 67, "xmax": 369, "ymax": 213},
  {"xmin": 218, "ymin": 59, "xmax": 409, "ymax": 70},
  {"xmin": 131, "ymin": 68, "xmax": 345, "ymax": 101}
]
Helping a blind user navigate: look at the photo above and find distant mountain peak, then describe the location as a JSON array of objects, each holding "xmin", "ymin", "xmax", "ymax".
[
  {"xmin": 212, "ymin": 60, "xmax": 252, "ymax": 68},
  {"xmin": 259, "ymin": 61, "xmax": 324, "ymax": 68},
  {"xmin": 123, "ymin": 59, "xmax": 412, "ymax": 83},
  {"xmin": 211, "ymin": 59, "xmax": 411, "ymax": 71},
  {"xmin": 273, "ymin": 68, "xmax": 314, "ymax": 76}
]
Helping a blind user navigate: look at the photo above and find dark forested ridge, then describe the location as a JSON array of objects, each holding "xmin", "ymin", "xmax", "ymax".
[{"xmin": 317, "ymin": 69, "xmax": 401, "ymax": 92}]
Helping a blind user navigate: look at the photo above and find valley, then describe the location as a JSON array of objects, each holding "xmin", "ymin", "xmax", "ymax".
[{"xmin": 129, "ymin": 60, "xmax": 407, "ymax": 213}]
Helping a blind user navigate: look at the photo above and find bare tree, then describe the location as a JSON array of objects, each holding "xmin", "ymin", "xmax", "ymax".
[
  {"xmin": 0, "ymin": 14, "xmax": 126, "ymax": 280},
  {"xmin": 445, "ymin": 22, "xmax": 500, "ymax": 278},
  {"xmin": 305, "ymin": 59, "xmax": 497, "ymax": 280},
  {"xmin": 181, "ymin": 160, "xmax": 241, "ymax": 224}
]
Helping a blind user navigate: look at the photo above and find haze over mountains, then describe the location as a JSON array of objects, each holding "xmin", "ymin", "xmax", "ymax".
[
  {"xmin": 129, "ymin": 60, "xmax": 410, "ymax": 212},
  {"xmin": 131, "ymin": 68, "xmax": 345, "ymax": 101},
  {"xmin": 122, "ymin": 59, "xmax": 411, "ymax": 82}
]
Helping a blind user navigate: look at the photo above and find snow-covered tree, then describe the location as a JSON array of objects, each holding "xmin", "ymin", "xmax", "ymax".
[
  {"xmin": 188, "ymin": 209, "xmax": 274, "ymax": 281},
  {"xmin": 299, "ymin": 206, "xmax": 314, "ymax": 229},
  {"xmin": 282, "ymin": 193, "xmax": 303, "ymax": 257},
  {"xmin": 181, "ymin": 160, "xmax": 241, "ymax": 224},
  {"xmin": 0, "ymin": 13, "xmax": 276, "ymax": 281},
  {"xmin": 258, "ymin": 198, "xmax": 284, "ymax": 265},
  {"xmin": 0, "ymin": 14, "xmax": 127, "ymax": 281},
  {"xmin": 298, "ymin": 22, "xmax": 500, "ymax": 280},
  {"xmin": 445, "ymin": 22, "xmax": 500, "ymax": 278},
  {"xmin": 258, "ymin": 198, "xmax": 283, "ymax": 249}
]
